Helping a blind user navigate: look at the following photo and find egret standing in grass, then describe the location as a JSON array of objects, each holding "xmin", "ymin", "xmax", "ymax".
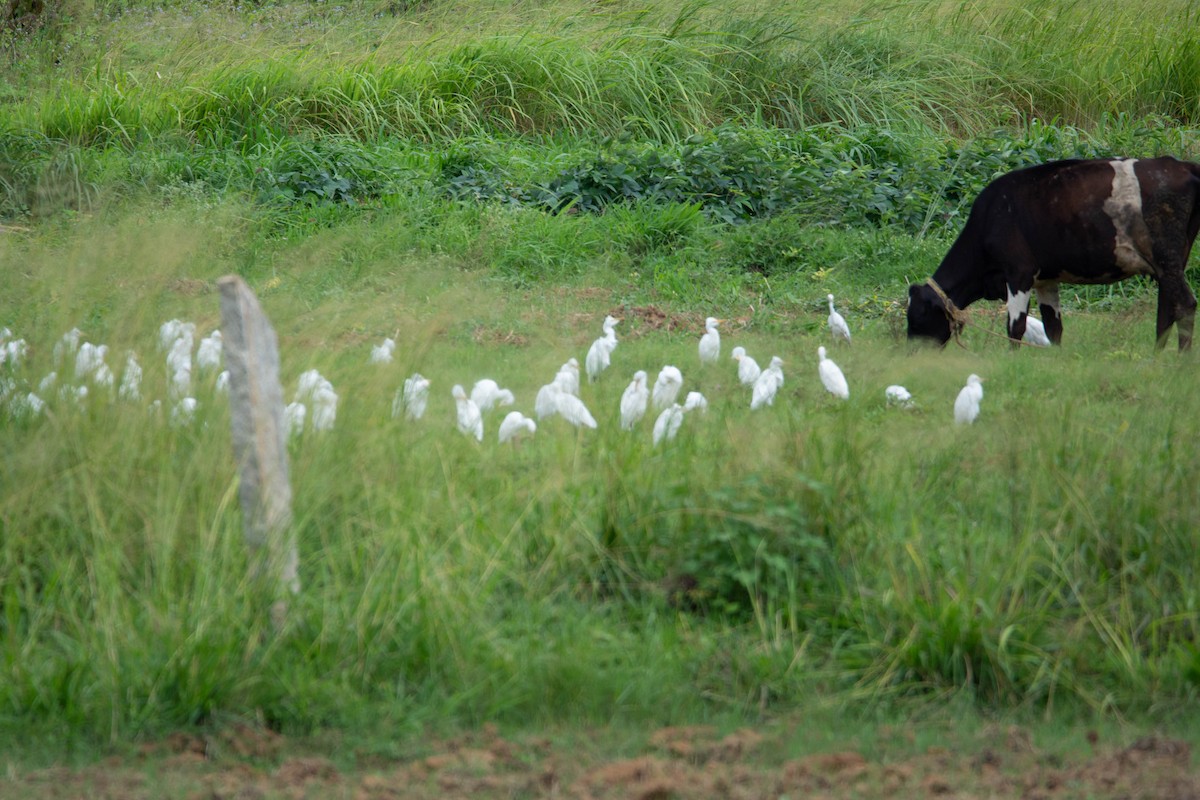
[
  {"xmin": 556, "ymin": 358, "xmax": 580, "ymax": 396},
  {"xmin": 954, "ymin": 374, "xmax": 984, "ymax": 424},
  {"xmin": 885, "ymin": 385, "xmax": 913, "ymax": 408},
  {"xmin": 311, "ymin": 380, "xmax": 339, "ymax": 432},
  {"xmin": 750, "ymin": 356, "xmax": 784, "ymax": 410},
  {"xmin": 555, "ymin": 391, "xmax": 598, "ymax": 429},
  {"xmin": 585, "ymin": 315, "xmax": 620, "ymax": 382},
  {"xmin": 394, "ymin": 373, "xmax": 431, "ymax": 420},
  {"xmin": 817, "ymin": 346, "xmax": 849, "ymax": 400},
  {"xmin": 827, "ymin": 294, "xmax": 851, "ymax": 344},
  {"xmin": 120, "ymin": 352, "xmax": 142, "ymax": 401},
  {"xmin": 652, "ymin": 403, "xmax": 685, "ymax": 445},
  {"xmin": 452, "ymin": 384, "xmax": 484, "ymax": 441},
  {"xmin": 369, "ymin": 337, "xmax": 396, "ymax": 364},
  {"xmin": 197, "ymin": 330, "xmax": 223, "ymax": 372},
  {"xmin": 652, "ymin": 365, "xmax": 683, "ymax": 410},
  {"xmin": 698, "ymin": 317, "xmax": 721, "ymax": 364},
  {"xmin": 731, "ymin": 346, "xmax": 761, "ymax": 386},
  {"xmin": 1023, "ymin": 316, "xmax": 1051, "ymax": 347},
  {"xmin": 620, "ymin": 370, "xmax": 649, "ymax": 430},
  {"xmin": 470, "ymin": 378, "xmax": 515, "ymax": 411},
  {"xmin": 683, "ymin": 391, "xmax": 708, "ymax": 413},
  {"xmin": 498, "ymin": 411, "xmax": 537, "ymax": 444}
]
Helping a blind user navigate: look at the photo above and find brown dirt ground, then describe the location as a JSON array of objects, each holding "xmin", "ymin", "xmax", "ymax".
[{"xmin": 5, "ymin": 721, "xmax": 1198, "ymax": 800}]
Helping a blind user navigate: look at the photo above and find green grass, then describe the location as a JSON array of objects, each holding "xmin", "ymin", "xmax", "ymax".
[{"xmin": 2, "ymin": 0, "xmax": 1200, "ymax": 757}]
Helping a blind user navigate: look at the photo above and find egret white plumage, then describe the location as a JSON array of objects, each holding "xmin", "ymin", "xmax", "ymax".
[
  {"xmin": 197, "ymin": 330, "xmax": 223, "ymax": 371},
  {"xmin": 158, "ymin": 319, "xmax": 195, "ymax": 352},
  {"xmin": 585, "ymin": 315, "xmax": 620, "ymax": 382},
  {"xmin": 369, "ymin": 337, "xmax": 396, "ymax": 364},
  {"xmin": 731, "ymin": 346, "xmax": 761, "ymax": 386},
  {"xmin": 683, "ymin": 391, "xmax": 708, "ymax": 413},
  {"xmin": 817, "ymin": 346, "xmax": 849, "ymax": 400},
  {"xmin": 53, "ymin": 328, "xmax": 81, "ymax": 365},
  {"xmin": 652, "ymin": 365, "xmax": 683, "ymax": 410},
  {"xmin": 295, "ymin": 369, "xmax": 324, "ymax": 402},
  {"xmin": 619, "ymin": 370, "xmax": 649, "ymax": 430},
  {"xmin": 498, "ymin": 411, "xmax": 537, "ymax": 444},
  {"xmin": 170, "ymin": 397, "xmax": 198, "ymax": 427},
  {"xmin": 750, "ymin": 356, "xmax": 784, "ymax": 410},
  {"xmin": 395, "ymin": 373, "xmax": 431, "ymax": 420},
  {"xmin": 470, "ymin": 378, "xmax": 515, "ymax": 411},
  {"xmin": 1023, "ymin": 316, "xmax": 1051, "ymax": 347},
  {"xmin": 555, "ymin": 358, "xmax": 581, "ymax": 396},
  {"xmin": 652, "ymin": 403, "xmax": 685, "ymax": 445},
  {"xmin": 93, "ymin": 361, "xmax": 114, "ymax": 390},
  {"xmin": 166, "ymin": 334, "xmax": 192, "ymax": 378},
  {"xmin": 215, "ymin": 370, "xmax": 230, "ymax": 393},
  {"xmin": 698, "ymin": 317, "xmax": 721, "ymax": 364},
  {"xmin": 885, "ymin": 385, "xmax": 914, "ymax": 408},
  {"xmin": 74, "ymin": 342, "xmax": 106, "ymax": 380},
  {"xmin": 452, "ymin": 384, "xmax": 484, "ymax": 441},
  {"xmin": 535, "ymin": 376, "xmax": 565, "ymax": 420},
  {"xmin": 170, "ymin": 365, "xmax": 192, "ymax": 400},
  {"xmin": 555, "ymin": 391, "xmax": 598, "ymax": 429},
  {"xmin": 827, "ymin": 294, "xmax": 851, "ymax": 344},
  {"xmin": 119, "ymin": 353, "xmax": 142, "ymax": 401},
  {"xmin": 954, "ymin": 374, "xmax": 984, "ymax": 424},
  {"xmin": 38, "ymin": 372, "xmax": 57, "ymax": 394},
  {"xmin": 310, "ymin": 381, "xmax": 338, "ymax": 432},
  {"xmin": 285, "ymin": 401, "xmax": 307, "ymax": 438}
]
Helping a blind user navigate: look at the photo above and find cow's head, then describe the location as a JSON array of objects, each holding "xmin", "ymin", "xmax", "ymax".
[{"xmin": 906, "ymin": 283, "xmax": 953, "ymax": 345}]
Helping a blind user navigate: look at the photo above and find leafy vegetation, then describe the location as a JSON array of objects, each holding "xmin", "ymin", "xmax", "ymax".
[{"xmin": 1, "ymin": 0, "xmax": 1200, "ymax": 753}]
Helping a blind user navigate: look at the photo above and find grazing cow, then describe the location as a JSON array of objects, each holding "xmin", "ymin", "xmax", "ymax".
[{"xmin": 907, "ymin": 157, "xmax": 1200, "ymax": 349}]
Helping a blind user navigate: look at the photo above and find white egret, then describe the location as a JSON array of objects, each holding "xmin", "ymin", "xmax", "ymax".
[
  {"xmin": 750, "ymin": 356, "xmax": 784, "ymax": 410},
  {"xmin": 698, "ymin": 317, "xmax": 721, "ymax": 364},
  {"xmin": 535, "ymin": 377, "xmax": 565, "ymax": 420},
  {"xmin": 158, "ymin": 319, "xmax": 195, "ymax": 351},
  {"xmin": 885, "ymin": 385, "xmax": 914, "ymax": 408},
  {"xmin": 954, "ymin": 374, "xmax": 984, "ymax": 424},
  {"xmin": 585, "ymin": 315, "xmax": 620, "ymax": 382},
  {"xmin": 652, "ymin": 365, "xmax": 683, "ymax": 410},
  {"xmin": 683, "ymin": 391, "xmax": 708, "ymax": 413},
  {"xmin": 652, "ymin": 403, "xmax": 685, "ymax": 445},
  {"xmin": 452, "ymin": 384, "xmax": 484, "ymax": 441},
  {"xmin": 817, "ymin": 346, "xmax": 849, "ymax": 400},
  {"xmin": 395, "ymin": 373, "xmax": 431, "ymax": 420},
  {"xmin": 53, "ymin": 328, "xmax": 82, "ymax": 365},
  {"xmin": 1023, "ymin": 316, "xmax": 1051, "ymax": 347},
  {"xmin": 74, "ymin": 342, "xmax": 105, "ymax": 380},
  {"xmin": 170, "ymin": 397, "xmax": 198, "ymax": 427},
  {"xmin": 296, "ymin": 369, "xmax": 324, "ymax": 402},
  {"xmin": 555, "ymin": 392, "xmax": 598, "ymax": 429},
  {"xmin": 498, "ymin": 411, "xmax": 537, "ymax": 444},
  {"xmin": 285, "ymin": 401, "xmax": 307, "ymax": 438},
  {"xmin": 731, "ymin": 346, "xmax": 761, "ymax": 386},
  {"xmin": 197, "ymin": 330, "xmax": 224, "ymax": 371},
  {"xmin": 470, "ymin": 378, "xmax": 515, "ymax": 411},
  {"xmin": 166, "ymin": 334, "xmax": 192, "ymax": 378},
  {"xmin": 369, "ymin": 337, "xmax": 396, "ymax": 364},
  {"xmin": 170, "ymin": 365, "xmax": 193, "ymax": 400},
  {"xmin": 3, "ymin": 338, "xmax": 27, "ymax": 368},
  {"xmin": 827, "ymin": 294, "xmax": 851, "ymax": 344},
  {"xmin": 619, "ymin": 370, "xmax": 649, "ymax": 430},
  {"xmin": 215, "ymin": 370, "xmax": 230, "ymax": 393},
  {"xmin": 38, "ymin": 372, "xmax": 58, "ymax": 394},
  {"xmin": 311, "ymin": 381, "xmax": 339, "ymax": 432},
  {"xmin": 555, "ymin": 358, "xmax": 581, "ymax": 396},
  {"xmin": 120, "ymin": 353, "xmax": 142, "ymax": 401}
]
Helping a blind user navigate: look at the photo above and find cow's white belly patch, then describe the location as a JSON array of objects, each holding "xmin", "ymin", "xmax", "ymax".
[{"xmin": 1103, "ymin": 159, "xmax": 1153, "ymax": 275}]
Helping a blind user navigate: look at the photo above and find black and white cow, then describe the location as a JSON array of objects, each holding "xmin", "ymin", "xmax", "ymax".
[{"xmin": 907, "ymin": 156, "xmax": 1200, "ymax": 349}]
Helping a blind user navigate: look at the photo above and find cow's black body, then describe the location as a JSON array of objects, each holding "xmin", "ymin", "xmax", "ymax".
[{"xmin": 907, "ymin": 157, "xmax": 1200, "ymax": 349}]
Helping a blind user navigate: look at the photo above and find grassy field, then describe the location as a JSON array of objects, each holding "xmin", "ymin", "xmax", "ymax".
[{"xmin": 2, "ymin": 0, "xmax": 1200, "ymax": 764}]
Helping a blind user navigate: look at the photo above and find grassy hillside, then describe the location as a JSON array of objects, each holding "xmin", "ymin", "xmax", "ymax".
[{"xmin": 1, "ymin": 0, "xmax": 1199, "ymax": 749}]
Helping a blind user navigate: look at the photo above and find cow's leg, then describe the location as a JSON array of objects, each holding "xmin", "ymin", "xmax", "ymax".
[
  {"xmin": 1005, "ymin": 284, "xmax": 1032, "ymax": 346},
  {"xmin": 1155, "ymin": 270, "xmax": 1198, "ymax": 351},
  {"xmin": 1036, "ymin": 282, "xmax": 1064, "ymax": 345}
]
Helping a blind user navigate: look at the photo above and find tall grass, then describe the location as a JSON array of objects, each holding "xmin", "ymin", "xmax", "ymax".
[
  {"xmin": 2, "ymin": 204, "xmax": 1199, "ymax": 745},
  {"xmin": 8, "ymin": 0, "xmax": 1200, "ymax": 148}
]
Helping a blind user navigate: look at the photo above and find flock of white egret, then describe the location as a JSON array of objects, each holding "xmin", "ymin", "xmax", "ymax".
[{"xmin": 0, "ymin": 293, "xmax": 991, "ymax": 441}]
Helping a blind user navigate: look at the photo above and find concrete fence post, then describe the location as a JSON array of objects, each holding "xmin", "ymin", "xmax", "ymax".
[{"xmin": 218, "ymin": 275, "xmax": 299, "ymax": 628}]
